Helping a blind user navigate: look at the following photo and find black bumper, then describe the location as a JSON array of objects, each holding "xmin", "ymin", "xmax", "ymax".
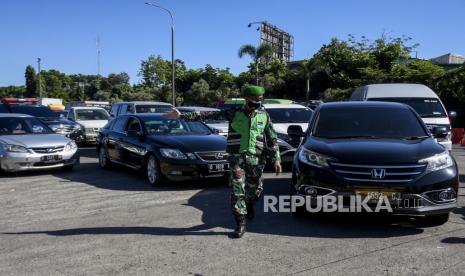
[
  {"xmin": 293, "ymin": 161, "xmax": 459, "ymax": 215},
  {"xmin": 159, "ymin": 160, "xmax": 229, "ymax": 182}
]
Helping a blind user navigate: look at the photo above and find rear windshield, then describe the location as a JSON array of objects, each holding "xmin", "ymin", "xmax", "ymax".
[
  {"xmin": 368, "ymin": 98, "xmax": 446, "ymax": 118},
  {"xmin": 75, "ymin": 109, "xmax": 109, "ymax": 120},
  {"xmin": 267, "ymin": 108, "xmax": 313, "ymax": 123},
  {"xmin": 136, "ymin": 105, "xmax": 172, "ymax": 113},
  {"xmin": 0, "ymin": 117, "xmax": 53, "ymax": 135},
  {"xmin": 10, "ymin": 106, "xmax": 58, "ymax": 118},
  {"xmin": 313, "ymin": 107, "xmax": 427, "ymax": 139}
]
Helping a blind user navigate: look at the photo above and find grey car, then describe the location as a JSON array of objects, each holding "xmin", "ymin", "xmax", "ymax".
[{"xmin": 0, "ymin": 114, "xmax": 80, "ymax": 172}]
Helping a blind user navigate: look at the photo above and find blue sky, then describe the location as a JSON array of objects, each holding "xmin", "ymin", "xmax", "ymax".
[{"xmin": 1, "ymin": 0, "xmax": 464, "ymax": 86}]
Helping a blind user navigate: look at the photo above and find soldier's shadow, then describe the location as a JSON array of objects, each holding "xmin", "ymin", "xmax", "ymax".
[{"xmin": 3, "ymin": 178, "xmax": 425, "ymax": 239}]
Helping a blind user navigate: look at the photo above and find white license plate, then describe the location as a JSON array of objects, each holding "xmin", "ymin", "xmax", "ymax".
[
  {"xmin": 208, "ymin": 163, "xmax": 228, "ymax": 172},
  {"xmin": 41, "ymin": 155, "xmax": 62, "ymax": 162}
]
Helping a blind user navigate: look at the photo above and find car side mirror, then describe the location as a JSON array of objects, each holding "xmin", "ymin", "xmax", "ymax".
[
  {"xmin": 432, "ymin": 126, "xmax": 448, "ymax": 138},
  {"xmin": 449, "ymin": 111, "xmax": 457, "ymax": 120},
  {"xmin": 126, "ymin": 130, "xmax": 142, "ymax": 138},
  {"xmin": 212, "ymin": 128, "xmax": 220, "ymax": 135},
  {"xmin": 288, "ymin": 125, "xmax": 305, "ymax": 139}
]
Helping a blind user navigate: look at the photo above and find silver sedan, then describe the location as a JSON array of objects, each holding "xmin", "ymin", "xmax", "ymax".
[{"xmin": 0, "ymin": 114, "xmax": 79, "ymax": 172}]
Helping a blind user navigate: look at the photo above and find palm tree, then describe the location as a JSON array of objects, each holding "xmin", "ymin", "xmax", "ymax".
[
  {"xmin": 238, "ymin": 43, "xmax": 274, "ymax": 85},
  {"xmin": 291, "ymin": 59, "xmax": 329, "ymax": 101}
]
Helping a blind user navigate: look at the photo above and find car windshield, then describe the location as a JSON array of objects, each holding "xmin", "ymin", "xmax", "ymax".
[
  {"xmin": 267, "ymin": 108, "xmax": 313, "ymax": 123},
  {"xmin": 75, "ymin": 109, "xmax": 109, "ymax": 120},
  {"xmin": 142, "ymin": 118, "xmax": 212, "ymax": 135},
  {"xmin": 10, "ymin": 106, "xmax": 58, "ymax": 118},
  {"xmin": 0, "ymin": 117, "xmax": 54, "ymax": 135},
  {"xmin": 313, "ymin": 107, "xmax": 428, "ymax": 139},
  {"xmin": 368, "ymin": 98, "xmax": 447, "ymax": 118},
  {"xmin": 136, "ymin": 105, "xmax": 172, "ymax": 113}
]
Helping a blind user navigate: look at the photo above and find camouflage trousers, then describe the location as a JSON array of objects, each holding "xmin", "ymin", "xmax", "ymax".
[{"xmin": 229, "ymin": 153, "xmax": 265, "ymax": 223}]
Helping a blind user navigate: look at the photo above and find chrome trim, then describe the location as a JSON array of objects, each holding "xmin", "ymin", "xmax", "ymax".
[
  {"xmin": 344, "ymin": 177, "xmax": 411, "ymax": 183},
  {"xmin": 330, "ymin": 162, "xmax": 426, "ymax": 169}
]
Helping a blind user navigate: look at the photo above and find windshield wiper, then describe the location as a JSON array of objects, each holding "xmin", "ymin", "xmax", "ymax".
[
  {"xmin": 402, "ymin": 135, "xmax": 430, "ymax": 140},
  {"xmin": 323, "ymin": 135, "xmax": 383, "ymax": 139}
]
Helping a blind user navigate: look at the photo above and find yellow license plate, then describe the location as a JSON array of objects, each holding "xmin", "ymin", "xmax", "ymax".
[{"xmin": 355, "ymin": 190, "xmax": 396, "ymax": 200}]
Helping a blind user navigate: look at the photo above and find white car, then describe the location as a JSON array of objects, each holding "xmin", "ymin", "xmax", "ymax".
[
  {"xmin": 0, "ymin": 114, "xmax": 79, "ymax": 172},
  {"xmin": 263, "ymin": 104, "xmax": 313, "ymax": 163},
  {"xmin": 350, "ymin": 83, "xmax": 455, "ymax": 151},
  {"xmin": 177, "ymin": 106, "xmax": 228, "ymax": 136},
  {"xmin": 67, "ymin": 107, "xmax": 110, "ymax": 144}
]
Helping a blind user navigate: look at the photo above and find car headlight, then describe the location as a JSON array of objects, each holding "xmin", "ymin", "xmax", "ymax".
[
  {"xmin": 49, "ymin": 124, "xmax": 61, "ymax": 132},
  {"xmin": 3, "ymin": 144, "xmax": 30, "ymax": 153},
  {"xmin": 298, "ymin": 147, "xmax": 332, "ymax": 168},
  {"xmin": 160, "ymin": 148, "xmax": 187, "ymax": 159},
  {"xmin": 65, "ymin": 141, "xmax": 78, "ymax": 152},
  {"xmin": 419, "ymin": 151, "xmax": 454, "ymax": 173}
]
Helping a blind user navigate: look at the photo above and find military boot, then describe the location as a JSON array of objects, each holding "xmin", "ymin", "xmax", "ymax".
[{"xmin": 232, "ymin": 217, "xmax": 246, "ymax": 238}]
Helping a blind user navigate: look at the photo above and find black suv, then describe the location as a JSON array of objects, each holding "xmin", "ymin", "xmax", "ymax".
[{"xmin": 290, "ymin": 101, "xmax": 458, "ymax": 224}]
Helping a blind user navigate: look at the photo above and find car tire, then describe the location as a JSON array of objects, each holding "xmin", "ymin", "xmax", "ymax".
[
  {"xmin": 424, "ymin": 213, "xmax": 450, "ymax": 226},
  {"xmin": 98, "ymin": 146, "xmax": 111, "ymax": 170},
  {"xmin": 146, "ymin": 154, "xmax": 163, "ymax": 187}
]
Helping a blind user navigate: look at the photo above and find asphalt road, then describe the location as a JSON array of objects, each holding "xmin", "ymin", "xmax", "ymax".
[{"xmin": 1, "ymin": 146, "xmax": 464, "ymax": 275}]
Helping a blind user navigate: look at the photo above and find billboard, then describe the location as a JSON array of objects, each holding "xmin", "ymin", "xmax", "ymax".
[{"xmin": 260, "ymin": 21, "xmax": 294, "ymax": 62}]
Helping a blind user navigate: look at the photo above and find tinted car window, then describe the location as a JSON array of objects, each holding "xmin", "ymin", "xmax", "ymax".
[
  {"xmin": 313, "ymin": 107, "xmax": 427, "ymax": 139},
  {"xmin": 267, "ymin": 108, "xmax": 313, "ymax": 123},
  {"xmin": 10, "ymin": 106, "xmax": 58, "ymax": 118},
  {"xmin": 75, "ymin": 109, "xmax": 109, "ymax": 120},
  {"xmin": 368, "ymin": 98, "xmax": 446, "ymax": 118},
  {"xmin": 142, "ymin": 118, "xmax": 211, "ymax": 135},
  {"xmin": 0, "ymin": 117, "xmax": 53, "ymax": 135},
  {"xmin": 126, "ymin": 117, "xmax": 142, "ymax": 132},
  {"xmin": 111, "ymin": 117, "xmax": 128, "ymax": 132},
  {"xmin": 110, "ymin": 104, "xmax": 120, "ymax": 116},
  {"xmin": 136, "ymin": 105, "xmax": 172, "ymax": 113}
]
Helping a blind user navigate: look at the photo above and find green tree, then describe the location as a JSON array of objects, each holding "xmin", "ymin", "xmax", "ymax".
[
  {"xmin": 238, "ymin": 43, "xmax": 274, "ymax": 85},
  {"xmin": 24, "ymin": 65, "xmax": 37, "ymax": 97}
]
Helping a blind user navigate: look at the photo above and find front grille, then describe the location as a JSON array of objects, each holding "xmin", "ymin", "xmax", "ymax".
[
  {"xmin": 195, "ymin": 151, "xmax": 228, "ymax": 162},
  {"xmin": 330, "ymin": 162, "xmax": 427, "ymax": 183},
  {"xmin": 33, "ymin": 161, "xmax": 64, "ymax": 167},
  {"xmin": 31, "ymin": 146, "xmax": 64, "ymax": 154},
  {"xmin": 85, "ymin": 128, "xmax": 99, "ymax": 133}
]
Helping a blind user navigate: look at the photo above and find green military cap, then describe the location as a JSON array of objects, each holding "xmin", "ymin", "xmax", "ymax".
[{"xmin": 243, "ymin": 85, "xmax": 265, "ymax": 97}]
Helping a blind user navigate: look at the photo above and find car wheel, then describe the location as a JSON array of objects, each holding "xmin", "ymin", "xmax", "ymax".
[
  {"xmin": 98, "ymin": 146, "xmax": 111, "ymax": 169},
  {"xmin": 424, "ymin": 213, "xmax": 450, "ymax": 226},
  {"xmin": 146, "ymin": 154, "xmax": 163, "ymax": 187}
]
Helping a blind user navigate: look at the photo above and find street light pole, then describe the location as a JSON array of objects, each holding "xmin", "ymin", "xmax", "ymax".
[
  {"xmin": 145, "ymin": 2, "xmax": 176, "ymax": 107},
  {"xmin": 37, "ymin": 58, "xmax": 42, "ymax": 98}
]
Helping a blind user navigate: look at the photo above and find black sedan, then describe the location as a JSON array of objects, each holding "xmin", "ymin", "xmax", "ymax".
[
  {"xmin": 290, "ymin": 101, "xmax": 458, "ymax": 225},
  {"xmin": 97, "ymin": 114, "xmax": 228, "ymax": 186}
]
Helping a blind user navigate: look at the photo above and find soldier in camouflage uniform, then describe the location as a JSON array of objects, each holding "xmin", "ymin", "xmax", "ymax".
[{"xmin": 167, "ymin": 85, "xmax": 281, "ymax": 238}]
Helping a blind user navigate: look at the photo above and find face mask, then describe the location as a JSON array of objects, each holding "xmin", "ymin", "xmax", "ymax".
[{"xmin": 247, "ymin": 100, "xmax": 262, "ymax": 109}]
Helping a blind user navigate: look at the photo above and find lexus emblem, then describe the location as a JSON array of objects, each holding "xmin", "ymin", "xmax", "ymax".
[
  {"xmin": 215, "ymin": 153, "xmax": 224, "ymax": 160},
  {"xmin": 371, "ymin": 168, "xmax": 386, "ymax": 179}
]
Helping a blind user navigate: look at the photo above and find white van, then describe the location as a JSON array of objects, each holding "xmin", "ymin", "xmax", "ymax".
[{"xmin": 350, "ymin": 83, "xmax": 455, "ymax": 151}]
